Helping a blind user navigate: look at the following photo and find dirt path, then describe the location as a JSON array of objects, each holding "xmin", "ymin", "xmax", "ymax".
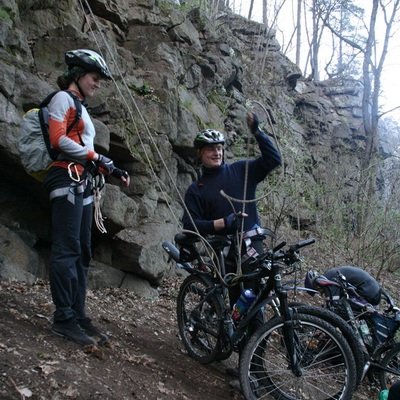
[{"xmin": 0, "ymin": 279, "xmax": 380, "ymax": 399}]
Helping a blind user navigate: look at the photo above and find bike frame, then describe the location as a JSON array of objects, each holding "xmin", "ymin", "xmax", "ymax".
[{"xmin": 314, "ymin": 274, "xmax": 400, "ymax": 378}]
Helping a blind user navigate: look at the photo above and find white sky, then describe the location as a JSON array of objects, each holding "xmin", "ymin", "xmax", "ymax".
[{"xmin": 229, "ymin": 0, "xmax": 400, "ymax": 121}]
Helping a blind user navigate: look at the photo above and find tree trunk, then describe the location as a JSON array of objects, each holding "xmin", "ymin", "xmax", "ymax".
[
  {"xmin": 248, "ymin": 0, "xmax": 254, "ymax": 20},
  {"xmin": 296, "ymin": 0, "xmax": 302, "ymax": 66},
  {"xmin": 355, "ymin": 0, "xmax": 399, "ymax": 235}
]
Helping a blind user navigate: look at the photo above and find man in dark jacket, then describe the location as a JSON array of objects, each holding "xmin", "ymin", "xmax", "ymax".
[
  {"xmin": 182, "ymin": 112, "xmax": 282, "ymax": 387},
  {"xmin": 183, "ymin": 111, "xmax": 281, "ymax": 283}
]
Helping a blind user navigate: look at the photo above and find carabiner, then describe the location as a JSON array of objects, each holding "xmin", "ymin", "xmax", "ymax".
[{"xmin": 68, "ymin": 163, "xmax": 81, "ymax": 182}]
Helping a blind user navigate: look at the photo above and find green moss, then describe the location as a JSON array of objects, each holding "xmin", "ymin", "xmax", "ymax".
[{"xmin": 0, "ymin": 7, "xmax": 10, "ymax": 21}]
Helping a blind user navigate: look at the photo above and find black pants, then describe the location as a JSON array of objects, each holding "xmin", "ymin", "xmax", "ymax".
[
  {"xmin": 226, "ymin": 238, "xmax": 264, "ymax": 308},
  {"xmin": 44, "ymin": 167, "xmax": 93, "ymax": 322},
  {"xmin": 389, "ymin": 381, "xmax": 400, "ymax": 400}
]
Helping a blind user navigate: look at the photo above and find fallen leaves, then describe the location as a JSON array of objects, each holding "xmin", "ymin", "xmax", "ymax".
[
  {"xmin": 36, "ymin": 361, "xmax": 60, "ymax": 376},
  {"xmin": 8, "ymin": 377, "xmax": 32, "ymax": 399},
  {"xmin": 83, "ymin": 344, "xmax": 104, "ymax": 359},
  {"xmin": 125, "ymin": 353, "xmax": 156, "ymax": 367}
]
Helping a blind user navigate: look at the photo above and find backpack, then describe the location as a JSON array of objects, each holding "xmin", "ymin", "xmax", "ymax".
[{"xmin": 18, "ymin": 90, "xmax": 82, "ymax": 181}]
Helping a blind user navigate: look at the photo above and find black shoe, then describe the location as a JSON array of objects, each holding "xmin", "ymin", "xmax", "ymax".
[
  {"xmin": 78, "ymin": 317, "xmax": 109, "ymax": 343},
  {"xmin": 52, "ymin": 318, "xmax": 98, "ymax": 346},
  {"xmin": 226, "ymin": 367, "xmax": 240, "ymax": 378}
]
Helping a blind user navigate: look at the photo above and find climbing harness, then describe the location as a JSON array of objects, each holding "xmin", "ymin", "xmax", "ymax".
[{"xmin": 49, "ymin": 162, "xmax": 106, "ymax": 232}]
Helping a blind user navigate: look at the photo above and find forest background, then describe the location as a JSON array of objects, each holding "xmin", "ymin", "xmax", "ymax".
[{"xmin": 223, "ymin": 0, "xmax": 400, "ymax": 280}]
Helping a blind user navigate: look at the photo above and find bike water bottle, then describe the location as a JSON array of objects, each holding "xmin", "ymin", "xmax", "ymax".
[
  {"xmin": 359, "ymin": 319, "xmax": 372, "ymax": 347},
  {"xmin": 379, "ymin": 389, "xmax": 389, "ymax": 400},
  {"xmin": 232, "ymin": 289, "xmax": 256, "ymax": 321}
]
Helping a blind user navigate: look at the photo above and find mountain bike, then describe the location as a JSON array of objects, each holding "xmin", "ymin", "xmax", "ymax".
[
  {"xmin": 308, "ymin": 271, "xmax": 400, "ymax": 390},
  {"xmin": 162, "ymin": 233, "xmax": 357, "ymax": 399}
]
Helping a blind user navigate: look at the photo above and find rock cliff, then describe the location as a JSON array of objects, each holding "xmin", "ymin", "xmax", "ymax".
[{"xmin": 0, "ymin": 0, "xmax": 374, "ymax": 297}]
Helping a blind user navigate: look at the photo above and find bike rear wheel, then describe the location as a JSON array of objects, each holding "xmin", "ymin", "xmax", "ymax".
[
  {"xmin": 240, "ymin": 313, "xmax": 357, "ymax": 399},
  {"xmin": 378, "ymin": 342, "xmax": 400, "ymax": 389},
  {"xmin": 176, "ymin": 274, "xmax": 223, "ymax": 364}
]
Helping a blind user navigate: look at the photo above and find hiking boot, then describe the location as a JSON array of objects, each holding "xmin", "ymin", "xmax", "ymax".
[
  {"xmin": 52, "ymin": 318, "xmax": 98, "ymax": 346},
  {"xmin": 77, "ymin": 317, "xmax": 109, "ymax": 343}
]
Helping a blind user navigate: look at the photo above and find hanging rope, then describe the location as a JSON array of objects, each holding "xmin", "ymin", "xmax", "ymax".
[
  {"xmin": 77, "ymin": 0, "xmax": 222, "ymax": 264},
  {"xmin": 75, "ymin": 1, "xmax": 282, "ymax": 278},
  {"xmin": 78, "ymin": 0, "xmax": 184, "ymax": 226}
]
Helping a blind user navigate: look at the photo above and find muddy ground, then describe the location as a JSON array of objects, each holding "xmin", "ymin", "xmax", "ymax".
[{"xmin": 0, "ymin": 277, "xmax": 382, "ymax": 399}]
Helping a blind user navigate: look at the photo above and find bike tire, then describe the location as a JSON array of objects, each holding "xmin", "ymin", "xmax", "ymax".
[
  {"xmin": 289, "ymin": 303, "xmax": 367, "ymax": 386},
  {"xmin": 240, "ymin": 313, "xmax": 357, "ymax": 400},
  {"xmin": 378, "ymin": 341, "xmax": 400, "ymax": 390},
  {"xmin": 176, "ymin": 274, "xmax": 223, "ymax": 364}
]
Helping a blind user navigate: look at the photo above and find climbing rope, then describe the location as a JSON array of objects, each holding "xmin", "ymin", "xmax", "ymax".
[
  {"xmin": 76, "ymin": 0, "xmax": 281, "ymax": 274},
  {"xmin": 93, "ymin": 188, "xmax": 107, "ymax": 234}
]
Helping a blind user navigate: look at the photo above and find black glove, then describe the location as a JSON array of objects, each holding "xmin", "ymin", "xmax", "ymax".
[
  {"xmin": 97, "ymin": 154, "xmax": 115, "ymax": 173},
  {"xmin": 111, "ymin": 168, "xmax": 129, "ymax": 179},
  {"xmin": 247, "ymin": 112, "xmax": 260, "ymax": 135},
  {"xmin": 224, "ymin": 212, "xmax": 245, "ymax": 230}
]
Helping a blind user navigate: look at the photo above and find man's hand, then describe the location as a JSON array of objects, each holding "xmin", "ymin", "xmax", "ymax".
[
  {"xmin": 224, "ymin": 211, "xmax": 248, "ymax": 230},
  {"xmin": 247, "ymin": 112, "xmax": 260, "ymax": 135}
]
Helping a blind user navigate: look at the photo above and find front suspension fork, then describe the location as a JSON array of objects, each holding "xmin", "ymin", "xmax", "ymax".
[{"xmin": 280, "ymin": 289, "xmax": 303, "ymax": 376}]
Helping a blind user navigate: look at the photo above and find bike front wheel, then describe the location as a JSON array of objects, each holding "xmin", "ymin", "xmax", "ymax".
[
  {"xmin": 176, "ymin": 274, "xmax": 223, "ymax": 364},
  {"xmin": 240, "ymin": 313, "xmax": 357, "ymax": 399}
]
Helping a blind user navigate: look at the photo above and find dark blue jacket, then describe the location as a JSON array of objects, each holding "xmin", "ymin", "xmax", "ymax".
[{"xmin": 183, "ymin": 131, "xmax": 282, "ymax": 236}]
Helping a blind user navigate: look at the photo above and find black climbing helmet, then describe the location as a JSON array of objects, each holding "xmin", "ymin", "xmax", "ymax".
[{"xmin": 65, "ymin": 49, "xmax": 111, "ymax": 80}]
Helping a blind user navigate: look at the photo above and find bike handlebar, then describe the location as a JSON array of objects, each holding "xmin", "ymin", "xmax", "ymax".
[
  {"xmin": 229, "ymin": 238, "xmax": 316, "ymax": 286},
  {"xmin": 269, "ymin": 237, "xmax": 316, "ymax": 262}
]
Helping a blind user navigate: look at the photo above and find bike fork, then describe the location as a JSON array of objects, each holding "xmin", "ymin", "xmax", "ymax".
[{"xmin": 280, "ymin": 291, "xmax": 302, "ymax": 377}]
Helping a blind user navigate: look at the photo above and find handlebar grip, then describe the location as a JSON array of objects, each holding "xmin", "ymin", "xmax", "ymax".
[
  {"xmin": 162, "ymin": 241, "xmax": 180, "ymax": 263},
  {"xmin": 289, "ymin": 238, "xmax": 315, "ymax": 252},
  {"xmin": 273, "ymin": 241, "xmax": 286, "ymax": 252}
]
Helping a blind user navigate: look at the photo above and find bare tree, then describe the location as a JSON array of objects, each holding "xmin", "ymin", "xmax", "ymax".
[
  {"xmin": 356, "ymin": 0, "xmax": 400, "ymax": 234},
  {"xmin": 320, "ymin": 0, "xmax": 400, "ymax": 234},
  {"xmin": 295, "ymin": 0, "xmax": 302, "ymax": 65}
]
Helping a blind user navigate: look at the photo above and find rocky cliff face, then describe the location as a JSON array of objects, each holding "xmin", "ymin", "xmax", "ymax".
[{"xmin": 0, "ymin": 0, "xmax": 370, "ymax": 297}]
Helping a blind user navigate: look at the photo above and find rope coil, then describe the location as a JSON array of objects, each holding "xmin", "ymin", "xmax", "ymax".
[{"xmin": 93, "ymin": 174, "xmax": 107, "ymax": 234}]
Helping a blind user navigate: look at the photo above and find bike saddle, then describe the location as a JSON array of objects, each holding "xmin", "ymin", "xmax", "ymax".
[{"xmin": 314, "ymin": 275, "xmax": 341, "ymax": 289}]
